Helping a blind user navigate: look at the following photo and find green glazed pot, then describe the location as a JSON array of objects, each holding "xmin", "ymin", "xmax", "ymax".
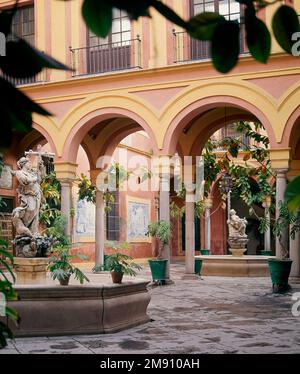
[
  {"xmin": 200, "ymin": 249, "xmax": 210, "ymax": 256},
  {"xmin": 260, "ymin": 250, "xmax": 273, "ymax": 256},
  {"xmin": 195, "ymin": 258, "xmax": 203, "ymax": 275},
  {"xmin": 148, "ymin": 259, "xmax": 167, "ymax": 282},
  {"xmin": 268, "ymin": 258, "xmax": 293, "ymax": 293}
]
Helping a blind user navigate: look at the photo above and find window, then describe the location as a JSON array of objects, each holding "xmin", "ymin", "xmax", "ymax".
[
  {"xmin": 87, "ymin": 9, "xmax": 131, "ymax": 74},
  {"xmin": 190, "ymin": 1, "xmax": 244, "ymax": 60},
  {"xmin": 222, "ymin": 123, "xmax": 250, "ymax": 148},
  {"xmin": 11, "ymin": 5, "xmax": 35, "ymax": 45},
  {"xmin": 106, "ymin": 191, "xmax": 120, "ymax": 241},
  {"xmin": 192, "ymin": 0, "xmax": 241, "ymax": 20},
  {"xmin": 88, "ymin": 9, "xmax": 131, "ymax": 47},
  {"xmin": 0, "ymin": 197, "xmax": 14, "ymax": 214}
]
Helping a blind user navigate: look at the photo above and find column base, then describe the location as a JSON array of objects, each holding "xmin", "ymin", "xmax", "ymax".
[
  {"xmin": 14, "ymin": 257, "xmax": 49, "ymax": 285},
  {"xmin": 290, "ymin": 276, "xmax": 300, "ymax": 283},
  {"xmin": 149, "ymin": 279, "xmax": 174, "ymax": 287}
]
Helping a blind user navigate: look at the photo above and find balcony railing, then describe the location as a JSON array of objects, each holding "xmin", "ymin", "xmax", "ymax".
[
  {"xmin": 214, "ymin": 133, "xmax": 251, "ymax": 152},
  {"xmin": 70, "ymin": 37, "xmax": 142, "ymax": 77},
  {"xmin": 2, "ymin": 70, "xmax": 47, "ymax": 86},
  {"xmin": 173, "ymin": 22, "xmax": 247, "ymax": 64}
]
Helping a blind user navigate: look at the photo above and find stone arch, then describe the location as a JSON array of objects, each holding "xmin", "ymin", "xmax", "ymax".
[
  {"xmin": 160, "ymin": 81, "xmax": 277, "ymax": 154},
  {"xmin": 189, "ymin": 112, "xmax": 257, "ymax": 157},
  {"xmin": 281, "ymin": 105, "xmax": 300, "ymax": 158},
  {"xmin": 59, "ymin": 94, "xmax": 159, "ymax": 163},
  {"xmin": 277, "ymin": 83, "xmax": 300, "ymax": 147},
  {"xmin": 32, "ymin": 115, "xmax": 59, "ymax": 156}
]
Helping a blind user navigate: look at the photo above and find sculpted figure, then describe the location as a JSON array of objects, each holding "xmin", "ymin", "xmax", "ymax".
[
  {"xmin": 11, "ymin": 156, "xmax": 45, "ymax": 238},
  {"xmin": 227, "ymin": 209, "xmax": 247, "ymax": 238}
]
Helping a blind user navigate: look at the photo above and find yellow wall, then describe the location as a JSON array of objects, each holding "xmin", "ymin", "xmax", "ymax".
[
  {"xmin": 1, "ymin": 0, "xmax": 300, "ymax": 175},
  {"xmin": 0, "ymin": 0, "xmax": 297, "ymax": 74}
]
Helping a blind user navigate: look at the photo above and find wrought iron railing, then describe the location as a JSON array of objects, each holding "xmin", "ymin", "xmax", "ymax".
[
  {"xmin": 214, "ymin": 133, "xmax": 251, "ymax": 152},
  {"xmin": 2, "ymin": 70, "xmax": 47, "ymax": 86},
  {"xmin": 173, "ymin": 22, "xmax": 247, "ymax": 64},
  {"xmin": 70, "ymin": 36, "xmax": 142, "ymax": 77}
]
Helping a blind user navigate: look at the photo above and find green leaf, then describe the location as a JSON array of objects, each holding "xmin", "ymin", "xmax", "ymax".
[
  {"xmin": 236, "ymin": 0, "xmax": 255, "ymax": 5},
  {"xmin": 285, "ymin": 176, "xmax": 300, "ymax": 212},
  {"xmin": 111, "ymin": 0, "xmax": 151, "ymax": 19},
  {"xmin": 150, "ymin": 0, "xmax": 190, "ymax": 31},
  {"xmin": 245, "ymin": 7, "xmax": 271, "ymax": 63},
  {"xmin": 228, "ymin": 145, "xmax": 239, "ymax": 158},
  {"xmin": 0, "ymin": 9, "xmax": 14, "ymax": 36},
  {"xmin": 0, "ymin": 78, "xmax": 50, "ymax": 149},
  {"xmin": 211, "ymin": 20, "xmax": 240, "ymax": 73},
  {"xmin": 0, "ymin": 39, "xmax": 70, "ymax": 79},
  {"xmin": 82, "ymin": 0, "xmax": 113, "ymax": 38},
  {"xmin": 189, "ymin": 12, "xmax": 226, "ymax": 41},
  {"xmin": 272, "ymin": 5, "xmax": 300, "ymax": 54}
]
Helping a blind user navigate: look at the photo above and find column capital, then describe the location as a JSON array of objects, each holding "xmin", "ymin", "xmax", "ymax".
[
  {"xmin": 60, "ymin": 179, "xmax": 75, "ymax": 187},
  {"xmin": 269, "ymin": 148, "xmax": 290, "ymax": 170},
  {"xmin": 275, "ymin": 169, "xmax": 288, "ymax": 178},
  {"xmin": 54, "ymin": 162, "xmax": 77, "ymax": 182}
]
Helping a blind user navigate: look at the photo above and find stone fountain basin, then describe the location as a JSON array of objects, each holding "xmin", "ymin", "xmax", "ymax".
[
  {"xmin": 195, "ymin": 255, "xmax": 274, "ymax": 277},
  {"xmin": 4, "ymin": 276, "xmax": 151, "ymax": 337}
]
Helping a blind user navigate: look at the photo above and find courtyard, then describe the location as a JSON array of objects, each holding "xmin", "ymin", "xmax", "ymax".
[
  {"xmin": 1, "ymin": 0, "xmax": 300, "ymax": 358},
  {"xmin": 2, "ymin": 263, "xmax": 300, "ymax": 355}
]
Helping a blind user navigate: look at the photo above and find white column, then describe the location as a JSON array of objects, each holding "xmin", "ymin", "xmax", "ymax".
[
  {"xmin": 290, "ymin": 230, "xmax": 300, "ymax": 277},
  {"xmin": 264, "ymin": 206, "xmax": 271, "ymax": 252},
  {"xmin": 185, "ymin": 192, "xmax": 195, "ymax": 274},
  {"xmin": 275, "ymin": 169, "xmax": 288, "ymax": 258},
  {"xmin": 204, "ymin": 198, "xmax": 213, "ymax": 251},
  {"xmin": 159, "ymin": 174, "xmax": 171, "ymax": 279},
  {"xmin": 95, "ymin": 190, "xmax": 105, "ymax": 266},
  {"xmin": 60, "ymin": 180, "xmax": 72, "ymax": 238}
]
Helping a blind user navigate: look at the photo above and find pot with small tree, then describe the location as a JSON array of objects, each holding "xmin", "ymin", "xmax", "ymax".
[
  {"xmin": 99, "ymin": 243, "xmax": 142, "ymax": 284},
  {"xmin": 47, "ymin": 245, "xmax": 90, "ymax": 286},
  {"xmin": 92, "ymin": 241, "xmax": 142, "ymax": 284},
  {"xmin": 45, "ymin": 216, "xmax": 89, "ymax": 286},
  {"xmin": 269, "ymin": 202, "xmax": 300, "ymax": 293},
  {"xmin": 147, "ymin": 220, "xmax": 171, "ymax": 284}
]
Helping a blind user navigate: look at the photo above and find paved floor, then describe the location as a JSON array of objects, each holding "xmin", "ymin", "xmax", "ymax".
[{"xmin": 1, "ymin": 263, "xmax": 300, "ymax": 354}]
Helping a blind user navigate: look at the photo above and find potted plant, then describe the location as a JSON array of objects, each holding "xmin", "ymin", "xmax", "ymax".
[
  {"xmin": 104, "ymin": 251, "xmax": 142, "ymax": 284},
  {"xmin": 47, "ymin": 245, "xmax": 90, "ymax": 286},
  {"xmin": 270, "ymin": 202, "xmax": 300, "ymax": 293},
  {"xmin": 147, "ymin": 220, "xmax": 171, "ymax": 283},
  {"xmin": 92, "ymin": 241, "xmax": 132, "ymax": 274}
]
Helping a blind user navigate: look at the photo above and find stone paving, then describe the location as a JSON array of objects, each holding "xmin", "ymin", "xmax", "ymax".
[{"xmin": 1, "ymin": 262, "xmax": 300, "ymax": 354}]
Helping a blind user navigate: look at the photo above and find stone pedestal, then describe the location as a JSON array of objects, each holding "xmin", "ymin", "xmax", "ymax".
[
  {"xmin": 228, "ymin": 237, "xmax": 248, "ymax": 257},
  {"xmin": 14, "ymin": 258, "xmax": 49, "ymax": 285}
]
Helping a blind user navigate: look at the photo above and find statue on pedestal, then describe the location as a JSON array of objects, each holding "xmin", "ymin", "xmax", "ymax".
[
  {"xmin": 11, "ymin": 152, "xmax": 54, "ymax": 258},
  {"xmin": 228, "ymin": 209, "xmax": 247, "ymax": 238},
  {"xmin": 227, "ymin": 209, "xmax": 249, "ymax": 256}
]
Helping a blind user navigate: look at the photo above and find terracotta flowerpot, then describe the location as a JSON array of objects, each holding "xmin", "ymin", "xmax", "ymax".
[
  {"xmin": 111, "ymin": 271, "xmax": 124, "ymax": 284},
  {"xmin": 59, "ymin": 275, "xmax": 71, "ymax": 286}
]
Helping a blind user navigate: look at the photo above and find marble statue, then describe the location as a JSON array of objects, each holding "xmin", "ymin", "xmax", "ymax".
[
  {"xmin": 227, "ymin": 209, "xmax": 248, "ymax": 256},
  {"xmin": 12, "ymin": 156, "xmax": 45, "ymax": 237},
  {"xmin": 11, "ymin": 155, "xmax": 53, "ymax": 258},
  {"xmin": 227, "ymin": 209, "xmax": 247, "ymax": 238}
]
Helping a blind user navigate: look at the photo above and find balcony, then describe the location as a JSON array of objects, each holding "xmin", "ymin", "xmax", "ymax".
[
  {"xmin": 2, "ymin": 71, "xmax": 47, "ymax": 87},
  {"xmin": 214, "ymin": 133, "xmax": 251, "ymax": 152},
  {"xmin": 173, "ymin": 23, "xmax": 247, "ymax": 64},
  {"xmin": 70, "ymin": 37, "xmax": 142, "ymax": 77}
]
